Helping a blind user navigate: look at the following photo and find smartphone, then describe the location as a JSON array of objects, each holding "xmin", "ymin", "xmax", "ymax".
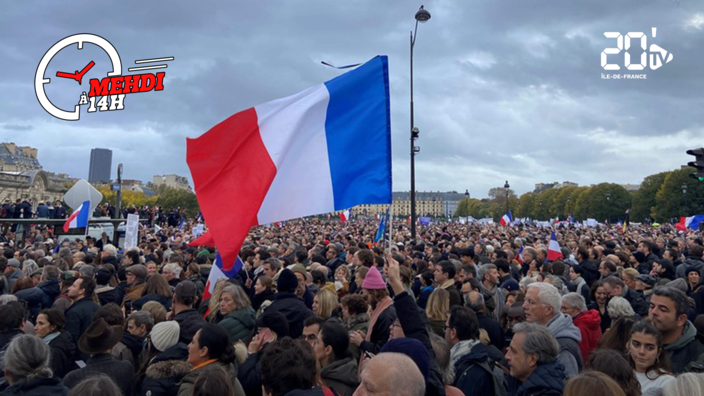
[{"xmin": 259, "ymin": 327, "xmax": 274, "ymax": 344}]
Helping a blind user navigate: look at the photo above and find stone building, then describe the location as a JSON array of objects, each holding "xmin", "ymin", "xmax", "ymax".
[
  {"xmin": 0, "ymin": 143, "xmax": 75, "ymax": 207},
  {"xmin": 352, "ymin": 191, "xmax": 466, "ymax": 218},
  {"xmin": 152, "ymin": 174, "xmax": 191, "ymax": 191}
]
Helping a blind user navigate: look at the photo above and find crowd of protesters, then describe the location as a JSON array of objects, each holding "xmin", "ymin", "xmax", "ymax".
[{"xmin": 0, "ymin": 214, "xmax": 704, "ymax": 396}]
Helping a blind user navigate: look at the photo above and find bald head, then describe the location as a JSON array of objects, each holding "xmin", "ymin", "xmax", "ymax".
[{"xmin": 354, "ymin": 353, "xmax": 425, "ymax": 396}]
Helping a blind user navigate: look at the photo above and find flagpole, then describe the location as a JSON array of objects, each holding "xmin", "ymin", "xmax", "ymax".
[{"xmin": 388, "ymin": 204, "xmax": 393, "ymax": 252}]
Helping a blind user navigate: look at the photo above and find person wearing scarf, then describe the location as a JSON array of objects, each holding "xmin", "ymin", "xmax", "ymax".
[{"xmin": 350, "ymin": 266, "xmax": 396, "ymax": 363}]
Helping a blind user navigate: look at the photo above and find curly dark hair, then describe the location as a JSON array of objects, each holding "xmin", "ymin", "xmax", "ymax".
[{"xmin": 260, "ymin": 337, "xmax": 317, "ymax": 396}]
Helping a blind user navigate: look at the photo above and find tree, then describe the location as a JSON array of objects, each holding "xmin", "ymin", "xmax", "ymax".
[
  {"xmin": 155, "ymin": 187, "xmax": 200, "ymax": 217},
  {"xmin": 653, "ymin": 167, "xmax": 704, "ymax": 222},
  {"xmin": 515, "ymin": 192, "xmax": 537, "ymax": 219},
  {"xmin": 630, "ymin": 171, "xmax": 669, "ymax": 223}
]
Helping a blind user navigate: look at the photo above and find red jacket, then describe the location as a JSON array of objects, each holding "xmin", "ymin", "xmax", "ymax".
[{"xmin": 573, "ymin": 309, "xmax": 602, "ymax": 363}]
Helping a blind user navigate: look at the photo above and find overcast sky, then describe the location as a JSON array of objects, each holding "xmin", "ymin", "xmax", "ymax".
[{"xmin": 2, "ymin": 0, "xmax": 702, "ymax": 198}]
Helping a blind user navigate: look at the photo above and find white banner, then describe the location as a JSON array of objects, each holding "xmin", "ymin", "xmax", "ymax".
[{"xmin": 124, "ymin": 213, "xmax": 140, "ymax": 250}]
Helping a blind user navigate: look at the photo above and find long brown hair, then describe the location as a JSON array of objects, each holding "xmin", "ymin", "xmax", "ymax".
[
  {"xmin": 564, "ymin": 371, "xmax": 626, "ymax": 396},
  {"xmin": 586, "ymin": 349, "xmax": 641, "ymax": 396},
  {"xmin": 141, "ymin": 274, "xmax": 173, "ymax": 299}
]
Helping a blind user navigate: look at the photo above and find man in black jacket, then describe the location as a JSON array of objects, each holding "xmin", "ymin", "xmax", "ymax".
[
  {"xmin": 265, "ymin": 269, "xmax": 313, "ymax": 339},
  {"xmin": 385, "ymin": 254, "xmax": 446, "ymax": 396},
  {"xmin": 467, "ymin": 290, "xmax": 505, "ymax": 350},
  {"xmin": 171, "ymin": 281, "xmax": 206, "ymax": 345},
  {"xmin": 65, "ymin": 276, "xmax": 100, "ymax": 346}
]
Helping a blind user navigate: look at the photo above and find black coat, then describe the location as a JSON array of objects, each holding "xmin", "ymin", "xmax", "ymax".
[
  {"xmin": 133, "ymin": 294, "xmax": 172, "ymax": 311},
  {"xmin": 507, "ymin": 360, "xmax": 566, "ymax": 396},
  {"xmin": 173, "ymin": 309, "xmax": 207, "ymax": 345},
  {"xmin": 139, "ymin": 343, "xmax": 189, "ymax": 396},
  {"xmin": 64, "ymin": 353, "xmax": 134, "ymax": 396},
  {"xmin": 0, "ymin": 377, "xmax": 68, "ymax": 396},
  {"xmin": 453, "ymin": 343, "xmax": 495, "ymax": 396},
  {"xmin": 252, "ymin": 289, "xmax": 275, "ymax": 311},
  {"xmin": 266, "ymin": 293, "xmax": 313, "ymax": 339},
  {"xmin": 38, "ymin": 280, "xmax": 61, "ymax": 308},
  {"xmin": 623, "ymin": 288, "xmax": 648, "ymax": 317},
  {"xmin": 14, "ymin": 287, "xmax": 46, "ymax": 322},
  {"xmin": 64, "ymin": 298, "xmax": 100, "ymax": 345},
  {"xmin": 48, "ymin": 331, "xmax": 78, "ymax": 378},
  {"xmin": 359, "ymin": 301, "xmax": 396, "ymax": 355},
  {"xmin": 477, "ymin": 312, "xmax": 505, "ymax": 350},
  {"xmin": 393, "ymin": 291, "xmax": 445, "ymax": 396}
]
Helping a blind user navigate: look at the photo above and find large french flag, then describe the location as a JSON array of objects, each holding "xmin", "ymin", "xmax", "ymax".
[
  {"xmin": 63, "ymin": 200, "xmax": 90, "ymax": 232},
  {"xmin": 187, "ymin": 56, "xmax": 392, "ymax": 269}
]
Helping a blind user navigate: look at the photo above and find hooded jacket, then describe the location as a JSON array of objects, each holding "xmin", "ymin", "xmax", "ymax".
[
  {"xmin": 320, "ymin": 356, "xmax": 359, "ymax": 396},
  {"xmin": 173, "ymin": 308, "xmax": 207, "ymax": 345},
  {"xmin": 179, "ymin": 360, "xmax": 245, "ymax": 396},
  {"xmin": 508, "ymin": 360, "xmax": 566, "ymax": 396},
  {"xmin": 665, "ymin": 320, "xmax": 704, "ymax": 373},
  {"xmin": 622, "ymin": 287, "xmax": 649, "ymax": 317},
  {"xmin": 218, "ymin": 306, "xmax": 256, "ymax": 344},
  {"xmin": 546, "ymin": 313, "xmax": 582, "ymax": 378},
  {"xmin": 140, "ymin": 343, "xmax": 190, "ymax": 396},
  {"xmin": 452, "ymin": 342, "xmax": 495, "ymax": 396},
  {"xmin": 38, "ymin": 279, "xmax": 61, "ymax": 308},
  {"xmin": 572, "ymin": 310, "xmax": 601, "ymax": 364}
]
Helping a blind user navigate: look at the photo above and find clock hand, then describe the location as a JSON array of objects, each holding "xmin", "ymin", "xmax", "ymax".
[
  {"xmin": 55, "ymin": 71, "xmax": 81, "ymax": 82},
  {"xmin": 75, "ymin": 61, "xmax": 95, "ymax": 84}
]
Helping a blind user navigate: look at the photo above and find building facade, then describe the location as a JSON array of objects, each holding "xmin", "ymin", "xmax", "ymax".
[
  {"xmin": 152, "ymin": 174, "xmax": 191, "ymax": 191},
  {"xmin": 88, "ymin": 148, "xmax": 112, "ymax": 183},
  {"xmin": 0, "ymin": 170, "xmax": 74, "ymax": 205},
  {"xmin": 0, "ymin": 143, "xmax": 41, "ymax": 172},
  {"xmin": 352, "ymin": 191, "xmax": 466, "ymax": 218}
]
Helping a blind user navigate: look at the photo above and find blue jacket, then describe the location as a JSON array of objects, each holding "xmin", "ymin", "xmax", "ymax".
[{"xmin": 508, "ymin": 360, "xmax": 565, "ymax": 396}]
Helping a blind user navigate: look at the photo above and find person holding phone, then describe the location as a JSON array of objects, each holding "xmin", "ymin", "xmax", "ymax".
[{"xmin": 237, "ymin": 310, "xmax": 289, "ymax": 396}]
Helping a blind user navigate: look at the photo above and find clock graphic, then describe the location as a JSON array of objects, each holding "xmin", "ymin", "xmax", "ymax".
[{"xmin": 34, "ymin": 33, "xmax": 122, "ymax": 121}]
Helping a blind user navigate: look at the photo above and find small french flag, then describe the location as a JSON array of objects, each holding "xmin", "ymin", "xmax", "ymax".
[
  {"xmin": 517, "ymin": 246, "xmax": 525, "ymax": 265},
  {"xmin": 547, "ymin": 232, "xmax": 564, "ymax": 261},
  {"xmin": 63, "ymin": 201, "xmax": 90, "ymax": 233},
  {"xmin": 339, "ymin": 210, "xmax": 350, "ymax": 222},
  {"xmin": 500, "ymin": 211, "xmax": 512, "ymax": 227},
  {"xmin": 203, "ymin": 253, "xmax": 243, "ymax": 318}
]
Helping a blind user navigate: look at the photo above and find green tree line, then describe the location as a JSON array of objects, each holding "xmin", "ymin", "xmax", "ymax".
[{"xmin": 455, "ymin": 167, "xmax": 703, "ymax": 223}]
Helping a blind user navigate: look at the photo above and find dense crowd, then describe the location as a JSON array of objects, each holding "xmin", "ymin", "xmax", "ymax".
[{"xmin": 1, "ymin": 216, "xmax": 704, "ymax": 396}]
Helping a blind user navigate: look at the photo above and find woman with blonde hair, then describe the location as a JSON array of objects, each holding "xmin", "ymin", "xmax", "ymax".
[
  {"xmin": 205, "ymin": 278, "xmax": 230, "ymax": 322},
  {"xmin": 426, "ymin": 288, "xmax": 450, "ymax": 337},
  {"xmin": 621, "ymin": 268, "xmax": 640, "ymax": 291},
  {"xmin": 313, "ymin": 288, "xmax": 338, "ymax": 320},
  {"xmin": 662, "ymin": 372, "xmax": 704, "ymax": 396},
  {"xmin": 216, "ymin": 284, "xmax": 256, "ymax": 344}
]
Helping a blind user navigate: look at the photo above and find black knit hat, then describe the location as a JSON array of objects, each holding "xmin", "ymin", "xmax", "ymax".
[
  {"xmin": 256, "ymin": 310, "xmax": 289, "ymax": 338},
  {"xmin": 277, "ymin": 269, "xmax": 298, "ymax": 293}
]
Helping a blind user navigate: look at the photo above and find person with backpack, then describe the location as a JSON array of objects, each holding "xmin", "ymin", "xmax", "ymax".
[{"xmin": 446, "ymin": 305, "xmax": 505, "ymax": 396}]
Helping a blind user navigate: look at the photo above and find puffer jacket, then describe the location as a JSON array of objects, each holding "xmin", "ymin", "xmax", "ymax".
[
  {"xmin": 218, "ymin": 306, "xmax": 256, "ymax": 344},
  {"xmin": 572, "ymin": 309, "xmax": 601, "ymax": 364},
  {"xmin": 38, "ymin": 280, "xmax": 61, "ymax": 308},
  {"xmin": 140, "ymin": 343, "xmax": 189, "ymax": 396},
  {"xmin": 320, "ymin": 357, "xmax": 358, "ymax": 396},
  {"xmin": 546, "ymin": 313, "xmax": 582, "ymax": 378},
  {"xmin": 508, "ymin": 360, "xmax": 566, "ymax": 396}
]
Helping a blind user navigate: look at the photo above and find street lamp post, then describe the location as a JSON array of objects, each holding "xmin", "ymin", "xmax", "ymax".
[
  {"xmin": 682, "ymin": 183, "xmax": 688, "ymax": 216},
  {"xmin": 504, "ymin": 180, "xmax": 510, "ymax": 214},
  {"xmin": 605, "ymin": 192, "xmax": 611, "ymax": 224},
  {"xmin": 410, "ymin": 5, "xmax": 431, "ymax": 240}
]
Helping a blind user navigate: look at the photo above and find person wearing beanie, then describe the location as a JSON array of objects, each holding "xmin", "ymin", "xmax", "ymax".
[
  {"xmin": 264, "ymin": 269, "xmax": 312, "ymax": 339},
  {"xmin": 140, "ymin": 321, "xmax": 190, "ymax": 396},
  {"xmin": 290, "ymin": 263, "xmax": 315, "ymax": 309},
  {"xmin": 350, "ymin": 266, "xmax": 397, "ymax": 355},
  {"xmin": 5, "ymin": 258, "xmax": 23, "ymax": 290}
]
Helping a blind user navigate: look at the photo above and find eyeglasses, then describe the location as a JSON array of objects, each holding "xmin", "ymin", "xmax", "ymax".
[{"xmin": 442, "ymin": 324, "xmax": 453, "ymax": 332}]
